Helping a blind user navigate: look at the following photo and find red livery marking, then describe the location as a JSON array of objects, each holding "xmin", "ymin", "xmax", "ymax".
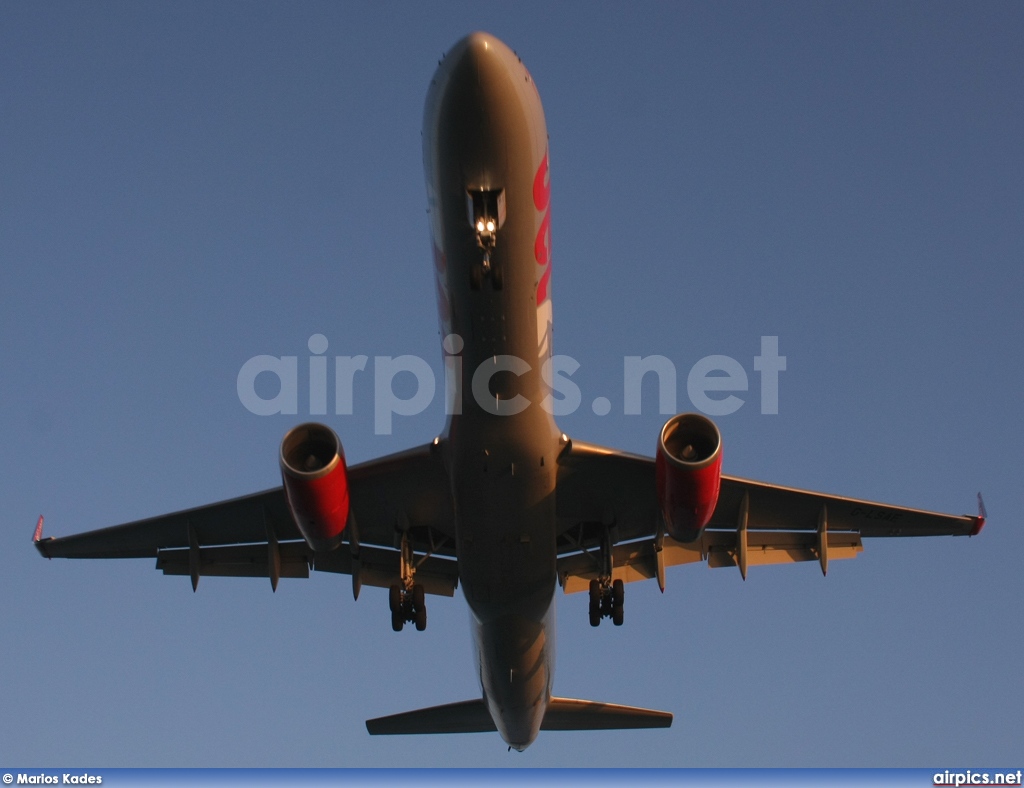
[
  {"xmin": 533, "ymin": 153, "xmax": 550, "ymax": 211},
  {"xmin": 533, "ymin": 152, "xmax": 552, "ymax": 306},
  {"xmin": 534, "ymin": 210, "xmax": 551, "ymax": 267}
]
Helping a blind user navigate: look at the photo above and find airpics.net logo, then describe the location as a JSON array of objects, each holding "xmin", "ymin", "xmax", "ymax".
[
  {"xmin": 934, "ymin": 771, "xmax": 1023, "ymax": 786},
  {"xmin": 236, "ymin": 335, "xmax": 787, "ymax": 435}
]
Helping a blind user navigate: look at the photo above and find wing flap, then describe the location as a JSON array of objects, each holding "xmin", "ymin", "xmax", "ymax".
[
  {"xmin": 558, "ymin": 538, "xmax": 703, "ymax": 594},
  {"xmin": 156, "ymin": 541, "xmax": 311, "ymax": 579},
  {"xmin": 314, "ymin": 545, "xmax": 458, "ymax": 597},
  {"xmin": 705, "ymin": 529, "xmax": 863, "ymax": 569},
  {"xmin": 558, "ymin": 529, "xmax": 863, "ymax": 592}
]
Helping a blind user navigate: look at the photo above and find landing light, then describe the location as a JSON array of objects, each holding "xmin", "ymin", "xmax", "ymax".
[{"xmin": 468, "ymin": 189, "xmax": 506, "ymax": 256}]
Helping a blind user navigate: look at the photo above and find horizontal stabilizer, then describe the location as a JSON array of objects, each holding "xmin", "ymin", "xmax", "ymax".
[
  {"xmin": 542, "ymin": 697, "xmax": 672, "ymax": 730},
  {"xmin": 366, "ymin": 696, "xmax": 672, "ymax": 736},
  {"xmin": 366, "ymin": 699, "xmax": 496, "ymax": 735}
]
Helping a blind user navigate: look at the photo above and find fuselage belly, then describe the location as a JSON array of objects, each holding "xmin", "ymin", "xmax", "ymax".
[{"xmin": 423, "ymin": 33, "xmax": 559, "ymax": 749}]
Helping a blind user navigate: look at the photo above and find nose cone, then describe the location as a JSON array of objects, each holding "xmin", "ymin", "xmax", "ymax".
[
  {"xmin": 444, "ymin": 31, "xmax": 517, "ymax": 82},
  {"xmin": 423, "ymin": 32, "xmax": 545, "ymax": 188},
  {"xmin": 424, "ymin": 31, "xmax": 530, "ymax": 137}
]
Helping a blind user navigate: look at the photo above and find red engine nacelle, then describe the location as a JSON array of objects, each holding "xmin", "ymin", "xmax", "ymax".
[
  {"xmin": 655, "ymin": 413, "xmax": 723, "ymax": 543},
  {"xmin": 280, "ymin": 422, "xmax": 350, "ymax": 552}
]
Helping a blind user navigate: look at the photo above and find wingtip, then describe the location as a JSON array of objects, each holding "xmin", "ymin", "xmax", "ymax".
[
  {"xmin": 34, "ymin": 516, "xmax": 52, "ymax": 558},
  {"xmin": 971, "ymin": 493, "xmax": 986, "ymax": 536}
]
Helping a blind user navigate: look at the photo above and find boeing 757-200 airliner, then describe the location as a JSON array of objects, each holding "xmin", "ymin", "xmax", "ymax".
[{"xmin": 34, "ymin": 32, "xmax": 984, "ymax": 751}]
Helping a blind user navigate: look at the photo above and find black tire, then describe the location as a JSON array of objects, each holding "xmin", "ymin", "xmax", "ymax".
[
  {"xmin": 391, "ymin": 610, "xmax": 404, "ymax": 632},
  {"xmin": 612, "ymin": 578, "xmax": 624, "ymax": 607},
  {"xmin": 412, "ymin": 583, "xmax": 425, "ymax": 611},
  {"xmin": 589, "ymin": 579, "xmax": 601, "ymax": 606},
  {"xmin": 414, "ymin": 606, "xmax": 427, "ymax": 631},
  {"xmin": 491, "ymin": 264, "xmax": 503, "ymax": 290},
  {"xmin": 389, "ymin": 584, "xmax": 401, "ymax": 614},
  {"xmin": 470, "ymin": 263, "xmax": 483, "ymax": 291},
  {"xmin": 612, "ymin": 604, "xmax": 624, "ymax": 627},
  {"xmin": 589, "ymin": 608, "xmax": 601, "ymax": 627}
]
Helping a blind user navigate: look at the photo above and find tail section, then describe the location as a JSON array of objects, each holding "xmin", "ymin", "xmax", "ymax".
[{"xmin": 365, "ymin": 696, "xmax": 672, "ymax": 736}]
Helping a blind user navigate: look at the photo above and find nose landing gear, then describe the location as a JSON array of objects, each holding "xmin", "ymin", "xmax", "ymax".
[
  {"xmin": 468, "ymin": 188, "xmax": 505, "ymax": 292},
  {"xmin": 470, "ymin": 254, "xmax": 503, "ymax": 292}
]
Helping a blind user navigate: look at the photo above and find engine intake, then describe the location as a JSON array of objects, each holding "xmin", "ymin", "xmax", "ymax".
[
  {"xmin": 280, "ymin": 422, "xmax": 350, "ymax": 552},
  {"xmin": 655, "ymin": 413, "xmax": 723, "ymax": 543}
]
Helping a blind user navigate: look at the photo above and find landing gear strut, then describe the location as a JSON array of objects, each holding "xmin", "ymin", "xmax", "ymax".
[
  {"xmin": 389, "ymin": 532, "xmax": 427, "ymax": 632},
  {"xmin": 587, "ymin": 526, "xmax": 624, "ymax": 626},
  {"xmin": 470, "ymin": 253, "xmax": 503, "ymax": 291}
]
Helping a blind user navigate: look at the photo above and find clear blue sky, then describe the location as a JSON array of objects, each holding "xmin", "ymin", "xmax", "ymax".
[{"xmin": 2, "ymin": 1, "xmax": 1021, "ymax": 768}]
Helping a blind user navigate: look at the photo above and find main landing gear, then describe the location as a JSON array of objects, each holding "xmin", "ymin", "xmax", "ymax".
[
  {"xmin": 389, "ymin": 531, "xmax": 427, "ymax": 632},
  {"xmin": 588, "ymin": 526, "xmax": 624, "ymax": 627},
  {"xmin": 389, "ymin": 581, "xmax": 426, "ymax": 632},
  {"xmin": 589, "ymin": 578, "xmax": 624, "ymax": 627}
]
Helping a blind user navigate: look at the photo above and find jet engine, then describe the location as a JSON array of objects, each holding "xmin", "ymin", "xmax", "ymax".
[
  {"xmin": 655, "ymin": 413, "xmax": 723, "ymax": 543},
  {"xmin": 280, "ymin": 422, "xmax": 350, "ymax": 552}
]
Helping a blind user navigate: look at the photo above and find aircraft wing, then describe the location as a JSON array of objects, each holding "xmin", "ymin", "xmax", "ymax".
[
  {"xmin": 34, "ymin": 442, "xmax": 459, "ymax": 596},
  {"xmin": 555, "ymin": 440, "xmax": 984, "ymax": 593}
]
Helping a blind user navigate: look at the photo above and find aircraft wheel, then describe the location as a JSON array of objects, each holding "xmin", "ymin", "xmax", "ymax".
[
  {"xmin": 470, "ymin": 263, "xmax": 483, "ymax": 291},
  {"xmin": 414, "ymin": 605, "xmax": 427, "ymax": 632},
  {"xmin": 412, "ymin": 583, "xmax": 425, "ymax": 611},
  {"xmin": 491, "ymin": 264, "xmax": 503, "ymax": 290},
  {"xmin": 391, "ymin": 610, "xmax": 404, "ymax": 632},
  {"xmin": 589, "ymin": 608, "xmax": 601, "ymax": 627},
  {"xmin": 389, "ymin": 584, "xmax": 401, "ymax": 614},
  {"xmin": 589, "ymin": 579, "xmax": 601, "ymax": 606},
  {"xmin": 612, "ymin": 604, "xmax": 624, "ymax": 627},
  {"xmin": 612, "ymin": 578, "xmax": 624, "ymax": 607}
]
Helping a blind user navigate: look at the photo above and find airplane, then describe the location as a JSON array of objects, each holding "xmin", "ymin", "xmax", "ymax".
[{"xmin": 33, "ymin": 32, "xmax": 985, "ymax": 752}]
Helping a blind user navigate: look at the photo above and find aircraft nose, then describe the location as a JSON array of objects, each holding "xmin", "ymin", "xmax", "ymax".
[
  {"xmin": 441, "ymin": 31, "xmax": 518, "ymax": 91},
  {"xmin": 448, "ymin": 31, "xmax": 506, "ymax": 65}
]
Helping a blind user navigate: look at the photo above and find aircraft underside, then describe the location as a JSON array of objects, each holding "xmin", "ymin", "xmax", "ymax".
[{"xmin": 33, "ymin": 31, "xmax": 983, "ymax": 752}]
